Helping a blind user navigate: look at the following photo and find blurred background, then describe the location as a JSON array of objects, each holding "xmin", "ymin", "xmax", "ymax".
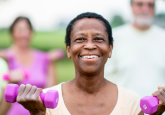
[{"xmin": 0, "ymin": 0, "xmax": 165, "ymax": 84}]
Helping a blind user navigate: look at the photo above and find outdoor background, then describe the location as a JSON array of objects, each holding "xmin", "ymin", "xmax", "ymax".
[{"xmin": 0, "ymin": 0, "xmax": 165, "ymax": 84}]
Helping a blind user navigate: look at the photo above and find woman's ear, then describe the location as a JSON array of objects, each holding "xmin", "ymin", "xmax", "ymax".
[
  {"xmin": 108, "ymin": 43, "xmax": 113, "ymax": 58},
  {"xmin": 66, "ymin": 45, "xmax": 71, "ymax": 59}
]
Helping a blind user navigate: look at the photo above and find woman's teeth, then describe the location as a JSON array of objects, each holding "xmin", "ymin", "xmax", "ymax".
[{"xmin": 81, "ymin": 55, "xmax": 99, "ymax": 59}]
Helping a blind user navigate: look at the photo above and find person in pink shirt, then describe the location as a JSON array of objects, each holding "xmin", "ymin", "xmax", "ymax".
[{"xmin": 0, "ymin": 16, "xmax": 61, "ymax": 115}]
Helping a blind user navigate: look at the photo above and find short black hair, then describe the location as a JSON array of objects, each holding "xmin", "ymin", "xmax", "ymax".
[
  {"xmin": 65, "ymin": 12, "xmax": 113, "ymax": 46},
  {"xmin": 10, "ymin": 16, "xmax": 33, "ymax": 34}
]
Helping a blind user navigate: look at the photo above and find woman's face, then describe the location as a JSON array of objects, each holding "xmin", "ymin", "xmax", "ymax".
[
  {"xmin": 66, "ymin": 18, "xmax": 113, "ymax": 74},
  {"xmin": 12, "ymin": 19, "xmax": 32, "ymax": 48}
]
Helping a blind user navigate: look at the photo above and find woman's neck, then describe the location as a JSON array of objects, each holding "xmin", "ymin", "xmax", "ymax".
[
  {"xmin": 11, "ymin": 44, "xmax": 31, "ymax": 53},
  {"xmin": 73, "ymin": 70, "xmax": 107, "ymax": 94}
]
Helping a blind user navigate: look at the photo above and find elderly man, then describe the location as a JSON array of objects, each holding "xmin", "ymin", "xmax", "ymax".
[{"xmin": 105, "ymin": 0, "xmax": 165, "ymax": 97}]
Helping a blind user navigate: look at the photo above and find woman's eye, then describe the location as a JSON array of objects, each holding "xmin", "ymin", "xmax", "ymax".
[
  {"xmin": 94, "ymin": 37, "xmax": 104, "ymax": 41},
  {"xmin": 75, "ymin": 38, "xmax": 85, "ymax": 42}
]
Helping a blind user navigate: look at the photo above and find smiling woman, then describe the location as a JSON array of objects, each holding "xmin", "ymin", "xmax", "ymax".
[{"xmin": 11, "ymin": 12, "xmax": 147, "ymax": 115}]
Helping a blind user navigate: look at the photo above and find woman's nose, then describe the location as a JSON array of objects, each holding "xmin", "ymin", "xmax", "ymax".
[{"xmin": 84, "ymin": 40, "xmax": 97, "ymax": 50}]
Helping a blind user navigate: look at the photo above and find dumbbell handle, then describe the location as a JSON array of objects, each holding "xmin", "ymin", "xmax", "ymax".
[
  {"xmin": 3, "ymin": 71, "xmax": 28, "ymax": 81},
  {"xmin": 5, "ymin": 84, "xmax": 59, "ymax": 109},
  {"xmin": 5, "ymin": 84, "xmax": 46, "ymax": 103},
  {"xmin": 140, "ymin": 96, "xmax": 159, "ymax": 114}
]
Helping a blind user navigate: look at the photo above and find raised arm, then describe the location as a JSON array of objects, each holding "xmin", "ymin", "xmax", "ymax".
[
  {"xmin": 138, "ymin": 111, "xmax": 144, "ymax": 115},
  {"xmin": 45, "ymin": 61, "xmax": 57, "ymax": 87},
  {"xmin": 150, "ymin": 86, "xmax": 165, "ymax": 115},
  {"xmin": 0, "ymin": 88, "xmax": 12, "ymax": 115}
]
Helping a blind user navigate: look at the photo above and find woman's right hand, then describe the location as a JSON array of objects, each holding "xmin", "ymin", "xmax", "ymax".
[
  {"xmin": 17, "ymin": 84, "xmax": 46, "ymax": 115},
  {"xmin": 8, "ymin": 70, "xmax": 24, "ymax": 83}
]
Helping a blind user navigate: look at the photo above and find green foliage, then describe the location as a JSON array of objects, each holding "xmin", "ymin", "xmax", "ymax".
[
  {"xmin": 0, "ymin": 30, "xmax": 66, "ymax": 50},
  {"xmin": 56, "ymin": 59, "xmax": 75, "ymax": 83},
  {"xmin": 110, "ymin": 15, "xmax": 125, "ymax": 28}
]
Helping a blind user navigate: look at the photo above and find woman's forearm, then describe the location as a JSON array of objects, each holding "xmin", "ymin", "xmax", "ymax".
[
  {"xmin": 150, "ymin": 106, "xmax": 165, "ymax": 115},
  {"xmin": 30, "ymin": 111, "xmax": 46, "ymax": 115},
  {"xmin": 45, "ymin": 62, "xmax": 57, "ymax": 88},
  {"xmin": 0, "ymin": 88, "xmax": 12, "ymax": 115}
]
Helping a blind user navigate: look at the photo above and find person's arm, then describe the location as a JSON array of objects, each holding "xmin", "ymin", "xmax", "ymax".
[
  {"xmin": 45, "ymin": 62, "xmax": 57, "ymax": 88},
  {"xmin": 0, "ymin": 88, "xmax": 12, "ymax": 115},
  {"xmin": 138, "ymin": 111, "xmax": 144, "ymax": 115},
  {"xmin": 47, "ymin": 49, "xmax": 64, "ymax": 62},
  {"xmin": 150, "ymin": 86, "xmax": 165, "ymax": 115},
  {"xmin": 17, "ymin": 84, "xmax": 46, "ymax": 115}
]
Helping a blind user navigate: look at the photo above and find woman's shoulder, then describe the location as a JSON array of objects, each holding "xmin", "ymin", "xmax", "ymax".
[
  {"xmin": 117, "ymin": 86, "xmax": 141, "ymax": 115},
  {"xmin": 119, "ymin": 86, "xmax": 141, "ymax": 99},
  {"xmin": 43, "ymin": 83, "xmax": 62, "ymax": 93}
]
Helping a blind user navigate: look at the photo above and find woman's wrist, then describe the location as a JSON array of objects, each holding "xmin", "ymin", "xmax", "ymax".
[
  {"xmin": 30, "ymin": 111, "xmax": 46, "ymax": 115},
  {"xmin": 151, "ymin": 106, "xmax": 165, "ymax": 115}
]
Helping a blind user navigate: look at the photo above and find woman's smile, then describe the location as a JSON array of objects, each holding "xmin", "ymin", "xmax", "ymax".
[{"xmin": 79, "ymin": 54, "xmax": 100, "ymax": 61}]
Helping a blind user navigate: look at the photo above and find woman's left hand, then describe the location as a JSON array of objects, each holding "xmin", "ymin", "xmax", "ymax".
[
  {"xmin": 151, "ymin": 86, "xmax": 165, "ymax": 115},
  {"xmin": 48, "ymin": 49, "xmax": 65, "ymax": 62}
]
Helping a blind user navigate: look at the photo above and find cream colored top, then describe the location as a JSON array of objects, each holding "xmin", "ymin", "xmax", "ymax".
[{"xmin": 44, "ymin": 83, "xmax": 141, "ymax": 115}]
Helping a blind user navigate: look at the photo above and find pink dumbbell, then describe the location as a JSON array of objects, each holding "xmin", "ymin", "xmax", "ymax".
[
  {"xmin": 5, "ymin": 84, "xmax": 59, "ymax": 109},
  {"xmin": 3, "ymin": 71, "xmax": 29, "ymax": 81},
  {"xmin": 140, "ymin": 96, "xmax": 159, "ymax": 114}
]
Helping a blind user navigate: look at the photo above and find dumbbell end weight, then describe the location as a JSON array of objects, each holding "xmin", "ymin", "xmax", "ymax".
[
  {"xmin": 140, "ymin": 96, "xmax": 159, "ymax": 114},
  {"xmin": 5, "ymin": 84, "xmax": 19, "ymax": 103},
  {"xmin": 3, "ymin": 74, "xmax": 10, "ymax": 80},
  {"xmin": 40, "ymin": 90, "xmax": 59, "ymax": 109}
]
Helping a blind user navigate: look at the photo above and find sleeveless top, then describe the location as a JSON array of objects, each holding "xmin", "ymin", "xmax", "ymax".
[
  {"xmin": 5, "ymin": 49, "xmax": 49, "ymax": 115},
  {"xmin": 44, "ymin": 83, "xmax": 141, "ymax": 115}
]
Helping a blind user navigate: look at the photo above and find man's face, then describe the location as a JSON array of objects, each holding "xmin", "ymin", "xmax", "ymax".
[{"xmin": 131, "ymin": 0, "xmax": 155, "ymax": 27}]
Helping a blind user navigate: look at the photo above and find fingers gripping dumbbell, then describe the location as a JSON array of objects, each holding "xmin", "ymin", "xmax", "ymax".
[{"xmin": 5, "ymin": 84, "xmax": 59, "ymax": 109}]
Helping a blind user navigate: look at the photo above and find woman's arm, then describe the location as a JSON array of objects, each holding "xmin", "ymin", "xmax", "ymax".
[
  {"xmin": 47, "ymin": 49, "xmax": 64, "ymax": 62},
  {"xmin": 45, "ymin": 62, "xmax": 57, "ymax": 88},
  {"xmin": 138, "ymin": 111, "xmax": 144, "ymax": 115},
  {"xmin": 0, "ymin": 88, "xmax": 12, "ymax": 115},
  {"xmin": 149, "ymin": 86, "xmax": 165, "ymax": 115}
]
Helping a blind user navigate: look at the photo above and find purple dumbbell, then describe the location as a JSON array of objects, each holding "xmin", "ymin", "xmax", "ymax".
[
  {"xmin": 5, "ymin": 84, "xmax": 59, "ymax": 109},
  {"xmin": 3, "ymin": 71, "xmax": 29, "ymax": 81},
  {"xmin": 140, "ymin": 96, "xmax": 159, "ymax": 114}
]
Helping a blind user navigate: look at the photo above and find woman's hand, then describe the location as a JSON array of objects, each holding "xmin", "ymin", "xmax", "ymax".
[
  {"xmin": 48, "ymin": 49, "xmax": 64, "ymax": 62},
  {"xmin": 151, "ymin": 86, "xmax": 165, "ymax": 115},
  {"xmin": 8, "ymin": 70, "xmax": 24, "ymax": 83},
  {"xmin": 17, "ymin": 84, "xmax": 46, "ymax": 115}
]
